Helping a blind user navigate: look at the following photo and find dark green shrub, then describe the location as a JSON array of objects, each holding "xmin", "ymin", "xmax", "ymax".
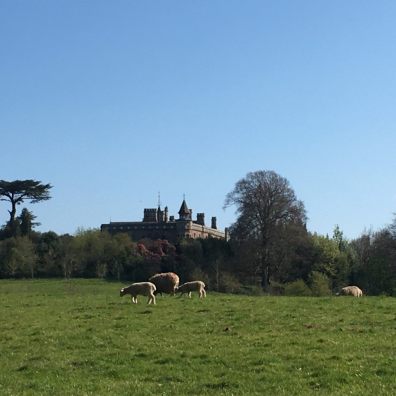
[
  {"xmin": 284, "ymin": 279, "xmax": 312, "ymax": 296},
  {"xmin": 310, "ymin": 271, "xmax": 331, "ymax": 296}
]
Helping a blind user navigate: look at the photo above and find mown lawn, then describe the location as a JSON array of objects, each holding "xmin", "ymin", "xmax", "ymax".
[{"xmin": 0, "ymin": 279, "xmax": 395, "ymax": 395}]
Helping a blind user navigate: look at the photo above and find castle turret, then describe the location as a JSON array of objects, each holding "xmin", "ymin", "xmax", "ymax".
[
  {"xmin": 164, "ymin": 206, "xmax": 169, "ymax": 222},
  {"xmin": 178, "ymin": 199, "xmax": 192, "ymax": 221},
  {"xmin": 157, "ymin": 206, "xmax": 164, "ymax": 222},
  {"xmin": 211, "ymin": 217, "xmax": 217, "ymax": 229},
  {"xmin": 143, "ymin": 208, "xmax": 157, "ymax": 222}
]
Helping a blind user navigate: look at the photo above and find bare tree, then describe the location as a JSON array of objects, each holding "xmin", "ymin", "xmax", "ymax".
[{"xmin": 224, "ymin": 170, "xmax": 307, "ymax": 290}]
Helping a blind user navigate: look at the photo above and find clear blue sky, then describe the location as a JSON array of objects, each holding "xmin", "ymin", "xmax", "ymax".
[{"xmin": 1, "ymin": 1, "xmax": 395, "ymax": 239}]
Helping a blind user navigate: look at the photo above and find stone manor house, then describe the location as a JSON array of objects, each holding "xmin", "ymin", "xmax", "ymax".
[{"xmin": 100, "ymin": 199, "xmax": 227, "ymax": 243}]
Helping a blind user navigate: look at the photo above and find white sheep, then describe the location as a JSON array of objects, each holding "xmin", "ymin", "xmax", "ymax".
[
  {"xmin": 120, "ymin": 282, "xmax": 157, "ymax": 304},
  {"xmin": 339, "ymin": 285, "xmax": 363, "ymax": 297},
  {"xmin": 176, "ymin": 281, "xmax": 206, "ymax": 298}
]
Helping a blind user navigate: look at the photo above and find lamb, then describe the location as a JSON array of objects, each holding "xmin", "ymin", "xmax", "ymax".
[
  {"xmin": 120, "ymin": 282, "xmax": 156, "ymax": 304},
  {"xmin": 176, "ymin": 281, "xmax": 206, "ymax": 298},
  {"xmin": 339, "ymin": 285, "xmax": 363, "ymax": 297},
  {"xmin": 148, "ymin": 272, "xmax": 179, "ymax": 296}
]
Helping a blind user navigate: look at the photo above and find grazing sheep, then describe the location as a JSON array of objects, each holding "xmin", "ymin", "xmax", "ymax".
[
  {"xmin": 148, "ymin": 272, "xmax": 179, "ymax": 296},
  {"xmin": 120, "ymin": 282, "xmax": 156, "ymax": 304},
  {"xmin": 339, "ymin": 285, "xmax": 363, "ymax": 297},
  {"xmin": 176, "ymin": 281, "xmax": 206, "ymax": 298}
]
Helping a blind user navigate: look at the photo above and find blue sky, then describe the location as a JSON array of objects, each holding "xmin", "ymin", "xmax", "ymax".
[{"xmin": 1, "ymin": 1, "xmax": 395, "ymax": 239}]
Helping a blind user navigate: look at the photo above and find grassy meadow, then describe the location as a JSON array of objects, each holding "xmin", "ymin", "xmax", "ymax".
[{"xmin": 0, "ymin": 279, "xmax": 395, "ymax": 395}]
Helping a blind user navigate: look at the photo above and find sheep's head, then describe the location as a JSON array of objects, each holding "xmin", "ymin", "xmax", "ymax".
[{"xmin": 120, "ymin": 288, "xmax": 126, "ymax": 297}]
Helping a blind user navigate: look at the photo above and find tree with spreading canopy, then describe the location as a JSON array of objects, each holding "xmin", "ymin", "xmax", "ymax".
[
  {"xmin": 224, "ymin": 170, "xmax": 307, "ymax": 290},
  {"xmin": 0, "ymin": 180, "xmax": 52, "ymax": 236}
]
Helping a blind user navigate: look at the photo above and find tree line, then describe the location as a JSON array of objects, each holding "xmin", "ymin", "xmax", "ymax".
[{"xmin": 0, "ymin": 175, "xmax": 395, "ymax": 295}]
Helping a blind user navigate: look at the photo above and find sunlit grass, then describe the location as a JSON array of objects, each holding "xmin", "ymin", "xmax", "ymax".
[{"xmin": 0, "ymin": 279, "xmax": 395, "ymax": 395}]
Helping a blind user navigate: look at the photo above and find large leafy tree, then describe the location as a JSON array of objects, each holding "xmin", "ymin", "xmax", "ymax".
[
  {"xmin": 350, "ymin": 229, "xmax": 396, "ymax": 295},
  {"xmin": 0, "ymin": 180, "xmax": 52, "ymax": 234},
  {"xmin": 224, "ymin": 170, "xmax": 307, "ymax": 290},
  {"xmin": 0, "ymin": 236, "xmax": 37, "ymax": 278},
  {"xmin": 19, "ymin": 208, "xmax": 40, "ymax": 236}
]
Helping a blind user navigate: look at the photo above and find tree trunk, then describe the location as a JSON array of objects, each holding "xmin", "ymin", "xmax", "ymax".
[
  {"xmin": 260, "ymin": 246, "xmax": 271, "ymax": 291},
  {"xmin": 6, "ymin": 201, "xmax": 19, "ymax": 237},
  {"xmin": 9, "ymin": 200, "xmax": 17, "ymax": 223},
  {"xmin": 260, "ymin": 265, "xmax": 270, "ymax": 291},
  {"xmin": 116, "ymin": 261, "xmax": 121, "ymax": 281},
  {"xmin": 215, "ymin": 259, "xmax": 220, "ymax": 291}
]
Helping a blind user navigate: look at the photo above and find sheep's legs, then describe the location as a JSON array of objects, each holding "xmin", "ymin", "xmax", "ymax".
[{"xmin": 147, "ymin": 294, "xmax": 156, "ymax": 305}]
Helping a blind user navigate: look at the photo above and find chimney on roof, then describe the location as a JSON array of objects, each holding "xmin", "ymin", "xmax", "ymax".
[
  {"xmin": 211, "ymin": 217, "xmax": 217, "ymax": 229},
  {"xmin": 196, "ymin": 213, "xmax": 205, "ymax": 226}
]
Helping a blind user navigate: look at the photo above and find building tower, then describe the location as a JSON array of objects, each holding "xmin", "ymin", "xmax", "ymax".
[{"xmin": 178, "ymin": 199, "xmax": 192, "ymax": 221}]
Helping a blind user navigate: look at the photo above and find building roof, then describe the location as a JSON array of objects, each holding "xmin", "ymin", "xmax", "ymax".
[{"xmin": 178, "ymin": 199, "xmax": 190, "ymax": 215}]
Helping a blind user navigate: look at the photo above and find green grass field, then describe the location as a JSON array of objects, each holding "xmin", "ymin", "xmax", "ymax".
[{"xmin": 0, "ymin": 279, "xmax": 395, "ymax": 395}]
